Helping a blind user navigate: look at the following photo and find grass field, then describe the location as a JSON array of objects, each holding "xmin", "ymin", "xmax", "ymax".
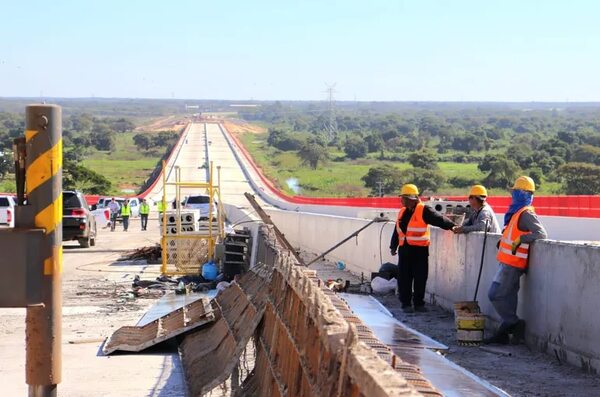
[
  {"xmin": 0, "ymin": 175, "xmax": 16, "ymax": 193},
  {"xmin": 238, "ymin": 132, "xmax": 558, "ymax": 197},
  {"xmin": 82, "ymin": 132, "xmax": 162, "ymax": 195}
]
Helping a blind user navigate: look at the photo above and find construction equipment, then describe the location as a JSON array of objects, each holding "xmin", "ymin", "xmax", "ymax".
[
  {"xmin": 454, "ymin": 219, "xmax": 490, "ymax": 345},
  {"xmin": 160, "ymin": 161, "xmax": 225, "ymax": 275},
  {"xmin": 221, "ymin": 229, "xmax": 251, "ymax": 281}
]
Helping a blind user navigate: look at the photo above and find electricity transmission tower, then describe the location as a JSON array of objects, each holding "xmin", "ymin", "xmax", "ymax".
[{"xmin": 324, "ymin": 83, "xmax": 338, "ymax": 141}]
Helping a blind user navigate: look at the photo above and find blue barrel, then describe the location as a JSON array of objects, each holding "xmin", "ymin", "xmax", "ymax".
[{"xmin": 202, "ymin": 261, "xmax": 218, "ymax": 281}]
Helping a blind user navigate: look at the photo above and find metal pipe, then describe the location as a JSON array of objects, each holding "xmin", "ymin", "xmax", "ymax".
[
  {"xmin": 24, "ymin": 105, "xmax": 62, "ymax": 396},
  {"xmin": 305, "ymin": 215, "xmax": 388, "ymax": 266}
]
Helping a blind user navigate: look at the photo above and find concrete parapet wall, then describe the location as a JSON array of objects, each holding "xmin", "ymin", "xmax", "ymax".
[{"xmin": 266, "ymin": 208, "xmax": 600, "ymax": 374}]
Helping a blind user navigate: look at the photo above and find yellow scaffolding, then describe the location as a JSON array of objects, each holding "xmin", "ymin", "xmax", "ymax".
[{"xmin": 160, "ymin": 161, "xmax": 225, "ymax": 275}]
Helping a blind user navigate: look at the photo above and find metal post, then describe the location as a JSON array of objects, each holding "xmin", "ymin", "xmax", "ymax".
[
  {"xmin": 208, "ymin": 161, "xmax": 214, "ymax": 257},
  {"xmin": 175, "ymin": 166, "xmax": 181, "ymax": 271},
  {"xmin": 216, "ymin": 165, "xmax": 223, "ymax": 239},
  {"xmin": 161, "ymin": 160, "xmax": 167, "ymax": 274},
  {"xmin": 13, "ymin": 137, "xmax": 26, "ymax": 205},
  {"xmin": 24, "ymin": 105, "xmax": 62, "ymax": 397}
]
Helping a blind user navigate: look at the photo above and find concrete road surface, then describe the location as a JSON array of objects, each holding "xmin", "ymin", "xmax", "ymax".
[{"xmin": 0, "ymin": 219, "xmax": 186, "ymax": 396}]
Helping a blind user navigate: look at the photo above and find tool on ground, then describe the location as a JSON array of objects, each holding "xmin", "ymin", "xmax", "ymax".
[{"xmin": 454, "ymin": 219, "xmax": 489, "ymax": 346}]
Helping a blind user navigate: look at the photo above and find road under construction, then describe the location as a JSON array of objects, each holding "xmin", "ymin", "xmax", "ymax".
[{"xmin": 1, "ymin": 119, "xmax": 599, "ymax": 396}]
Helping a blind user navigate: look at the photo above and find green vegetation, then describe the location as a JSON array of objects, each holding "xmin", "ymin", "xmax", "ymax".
[
  {"xmin": 238, "ymin": 102, "xmax": 600, "ymax": 196},
  {"xmin": 0, "ymin": 109, "xmax": 178, "ymax": 195},
  {"xmin": 1, "ymin": 98, "xmax": 599, "ymax": 197},
  {"xmin": 82, "ymin": 132, "xmax": 164, "ymax": 194}
]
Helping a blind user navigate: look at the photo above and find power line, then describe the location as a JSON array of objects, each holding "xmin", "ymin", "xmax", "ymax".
[{"xmin": 324, "ymin": 83, "xmax": 338, "ymax": 141}]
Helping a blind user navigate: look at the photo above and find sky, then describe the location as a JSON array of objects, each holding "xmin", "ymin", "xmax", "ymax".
[{"xmin": 1, "ymin": 0, "xmax": 599, "ymax": 101}]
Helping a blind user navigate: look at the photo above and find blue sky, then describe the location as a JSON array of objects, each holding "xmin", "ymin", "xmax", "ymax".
[{"xmin": 1, "ymin": 0, "xmax": 599, "ymax": 101}]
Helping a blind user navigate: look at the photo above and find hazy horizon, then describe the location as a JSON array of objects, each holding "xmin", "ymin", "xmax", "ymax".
[{"xmin": 2, "ymin": 1, "xmax": 600, "ymax": 101}]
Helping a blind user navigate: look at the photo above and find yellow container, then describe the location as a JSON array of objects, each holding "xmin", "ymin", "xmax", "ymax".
[
  {"xmin": 454, "ymin": 300, "xmax": 485, "ymax": 344},
  {"xmin": 455, "ymin": 313, "xmax": 486, "ymax": 330}
]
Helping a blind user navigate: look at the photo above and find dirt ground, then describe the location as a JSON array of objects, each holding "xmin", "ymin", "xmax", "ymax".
[
  {"xmin": 222, "ymin": 120, "xmax": 267, "ymax": 135},
  {"xmin": 303, "ymin": 251, "xmax": 600, "ymax": 397},
  {"xmin": 136, "ymin": 115, "xmax": 190, "ymax": 132},
  {"xmin": 377, "ymin": 294, "xmax": 600, "ymax": 397}
]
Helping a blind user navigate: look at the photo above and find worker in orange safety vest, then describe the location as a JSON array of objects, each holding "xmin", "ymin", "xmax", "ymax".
[
  {"xmin": 390, "ymin": 184, "xmax": 456, "ymax": 313},
  {"xmin": 484, "ymin": 176, "xmax": 548, "ymax": 345}
]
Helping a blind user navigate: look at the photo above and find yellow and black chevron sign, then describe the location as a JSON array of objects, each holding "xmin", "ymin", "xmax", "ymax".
[{"xmin": 25, "ymin": 111, "xmax": 63, "ymax": 276}]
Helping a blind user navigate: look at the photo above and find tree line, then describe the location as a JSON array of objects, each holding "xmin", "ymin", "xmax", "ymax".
[
  {"xmin": 0, "ymin": 112, "xmax": 136, "ymax": 194},
  {"xmin": 241, "ymin": 102, "xmax": 600, "ymax": 195}
]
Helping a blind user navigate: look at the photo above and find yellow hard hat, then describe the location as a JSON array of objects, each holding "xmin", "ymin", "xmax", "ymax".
[
  {"xmin": 513, "ymin": 176, "xmax": 535, "ymax": 192},
  {"xmin": 400, "ymin": 183, "xmax": 419, "ymax": 197},
  {"xmin": 469, "ymin": 185, "xmax": 488, "ymax": 197}
]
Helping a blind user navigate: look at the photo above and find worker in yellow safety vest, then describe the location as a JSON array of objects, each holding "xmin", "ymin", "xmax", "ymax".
[
  {"xmin": 157, "ymin": 199, "xmax": 165, "ymax": 213},
  {"xmin": 139, "ymin": 198, "xmax": 150, "ymax": 231},
  {"xmin": 484, "ymin": 176, "xmax": 547, "ymax": 345},
  {"xmin": 390, "ymin": 184, "xmax": 456, "ymax": 313},
  {"xmin": 120, "ymin": 199, "xmax": 131, "ymax": 232}
]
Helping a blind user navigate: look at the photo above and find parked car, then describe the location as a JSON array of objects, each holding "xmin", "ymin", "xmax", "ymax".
[
  {"xmin": 0, "ymin": 195, "xmax": 16, "ymax": 227},
  {"xmin": 63, "ymin": 191, "xmax": 97, "ymax": 248},
  {"xmin": 183, "ymin": 194, "xmax": 218, "ymax": 220}
]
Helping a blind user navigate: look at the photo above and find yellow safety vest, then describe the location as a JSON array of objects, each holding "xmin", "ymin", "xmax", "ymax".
[
  {"xmin": 140, "ymin": 203, "xmax": 150, "ymax": 215},
  {"xmin": 121, "ymin": 204, "xmax": 131, "ymax": 216}
]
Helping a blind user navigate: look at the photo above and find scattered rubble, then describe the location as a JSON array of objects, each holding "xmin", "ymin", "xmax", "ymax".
[{"xmin": 119, "ymin": 244, "xmax": 162, "ymax": 262}]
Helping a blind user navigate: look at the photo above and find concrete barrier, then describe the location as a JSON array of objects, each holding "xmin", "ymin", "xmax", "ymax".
[{"xmin": 266, "ymin": 208, "xmax": 600, "ymax": 374}]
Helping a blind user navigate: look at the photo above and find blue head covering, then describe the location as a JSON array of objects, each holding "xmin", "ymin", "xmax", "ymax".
[{"xmin": 504, "ymin": 189, "xmax": 533, "ymax": 226}]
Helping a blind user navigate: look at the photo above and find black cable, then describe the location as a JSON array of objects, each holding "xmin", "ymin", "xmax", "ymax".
[{"xmin": 378, "ymin": 219, "xmax": 395, "ymax": 266}]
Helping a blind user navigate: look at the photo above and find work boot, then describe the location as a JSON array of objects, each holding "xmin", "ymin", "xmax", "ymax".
[
  {"xmin": 483, "ymin": 323, "xmax": 511, "ymax": 345},
  {"xmin": 402, "ymin": 305, "xmax": 414, "ymax": 313},
  {"xmin": 510, "ymin": 320, "xmax": 526, "ymax": 345}
]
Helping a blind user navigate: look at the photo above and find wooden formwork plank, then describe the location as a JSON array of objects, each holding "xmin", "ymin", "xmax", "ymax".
[{"xmin": 102, "ymin": 298, "xmax": 214, "ymax": 355}]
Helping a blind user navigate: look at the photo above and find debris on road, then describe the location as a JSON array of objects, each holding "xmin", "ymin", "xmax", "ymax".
[
  {"xmin": 103, "ymin": 297, "xmax": 215, "ymax": 355},
  {"xmin": 119, "ymin": 244, "xmax": 162, "ymax": 262}
]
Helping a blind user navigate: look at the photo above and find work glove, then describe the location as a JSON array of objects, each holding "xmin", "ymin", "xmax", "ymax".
[
  {"xmin": 511, "ymin": 236, "xmax": 522, "ymax": 255},
  {"xmin": 390, "ymin": 248, "xmax": 397, "ymax": 256}
]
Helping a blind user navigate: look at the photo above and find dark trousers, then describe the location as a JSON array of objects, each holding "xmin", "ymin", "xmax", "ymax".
[
  {"xmin": 141, "ymin": 214, "xmax": 148, "ymax": 230},
  {"xmin": 110, "ymin": 213, "xmax": 118, "ymax": 231},
  {"xmin": 397, "ymin": 245, "xmax": 429, "ymax": 307},
  {"xmin": 122, "ymin": 216, "xmax": 129, "ymax": 231}
]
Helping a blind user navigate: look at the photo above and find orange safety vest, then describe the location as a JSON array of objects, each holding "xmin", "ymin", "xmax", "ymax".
[
  {"xmin": 395, "ymin": 202, "xmax": 430, "ymax": 247},
  {"xmin": 496, "ymin": 206, "xmax": 534, "ymax": 270}
]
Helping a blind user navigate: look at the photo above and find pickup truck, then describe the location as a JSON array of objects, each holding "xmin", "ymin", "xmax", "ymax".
[{"xmin": 0, "ymin": 195, "xmax": 16, "ymax": 227}]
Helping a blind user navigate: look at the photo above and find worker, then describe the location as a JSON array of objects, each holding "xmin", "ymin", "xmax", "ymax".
[
  {"xmin": 139, "ymin": 198, "xmax": 150, "ymax": 231},
  {"xmin": 453, "ymin": 185, "xmax": 501, "ymax": 234},
  {"xmin": 121, "ymin": 199, "xmax": 131, "ymax": 232},
  {"xmin": 390, "ymin": 184, "xmax": 456, "ymax": 313},
  {"xmin": 157, "ymin": 198, "xmax": 165, "ymax": 213},
  {"xmin": 107, "ymin": 197, "xmax": 120, "ymax": 232},
  {"xmin": 485, "ymin": 176, "xmax": 547, "ymax": 345}
]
